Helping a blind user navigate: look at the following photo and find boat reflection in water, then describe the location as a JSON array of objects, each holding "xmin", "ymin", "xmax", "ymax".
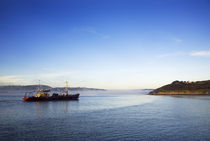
[
  {"xmin": 35, "ymin": 100, "xmax": 78, "ymax": 117},
  {"xmin": 23, "ymin": 81, "xmax": 79, "ymax": 102}
]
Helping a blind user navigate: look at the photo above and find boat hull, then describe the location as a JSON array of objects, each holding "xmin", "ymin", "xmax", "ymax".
[{"xmin": 22, "ymin": 94, "xmax": 80, "ymax": 102}]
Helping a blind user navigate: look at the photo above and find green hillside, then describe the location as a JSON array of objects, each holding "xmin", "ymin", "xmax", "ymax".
[{"xmin": 149, "ymin": 80, "xmax": 210, "ymax": 95}]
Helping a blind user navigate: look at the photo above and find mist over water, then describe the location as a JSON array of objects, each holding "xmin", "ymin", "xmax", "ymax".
[{"xmin": 0, "ymin": 90, "xmax": 210, "ymax": 141}]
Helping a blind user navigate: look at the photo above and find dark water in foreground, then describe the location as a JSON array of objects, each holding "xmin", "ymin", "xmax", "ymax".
[{"xmin": 0, "ymin": 91, "xmax": 210, "ymax": 141}]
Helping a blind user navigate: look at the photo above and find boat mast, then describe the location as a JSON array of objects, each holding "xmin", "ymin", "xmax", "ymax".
[
  {"xmin": 38, "ymin": 80, "xmax": 40, "ymax": 91},
  {"xmin": 65, "ymin": 81, "xmax": 68, "ymax": 94}
]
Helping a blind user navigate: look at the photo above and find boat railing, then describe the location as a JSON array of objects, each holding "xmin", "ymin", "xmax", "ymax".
[{"xmin": 24, "ymin": 91, "xmax": 34, "ymax": 97}]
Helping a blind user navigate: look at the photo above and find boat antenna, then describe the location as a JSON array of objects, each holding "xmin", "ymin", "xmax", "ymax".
[{"xmin": 65, "ymin": 81, "xmax": 68, "ymax": 94}]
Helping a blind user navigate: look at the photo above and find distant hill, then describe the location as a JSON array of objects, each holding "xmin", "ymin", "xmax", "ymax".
[
  {"xmin": 0, "ymin": 85, "xmax": 106, "ymax": 92},
  {"xmin": 52, "ymin": 87, "xmax": 106, "ymax": 92},
  {"xmin": 149, "ymin": 80, "xmax": 210, "ymax": 95}
]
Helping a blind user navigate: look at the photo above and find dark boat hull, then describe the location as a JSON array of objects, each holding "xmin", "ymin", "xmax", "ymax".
[{"xmin": 23, "ymin": 94, "xmax": 79, "ymax": 102}]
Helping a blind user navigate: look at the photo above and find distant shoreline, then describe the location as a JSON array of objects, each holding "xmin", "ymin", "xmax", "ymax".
[
  {"xmin": 150, "ymin": 93, "xmax": 210, "ymax": 96},
  {"xmin": 0, "ymin": 85, "xmax": 106, "ymax": 91}
]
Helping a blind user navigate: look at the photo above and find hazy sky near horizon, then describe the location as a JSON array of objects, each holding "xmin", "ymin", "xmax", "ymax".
[{"xmin": 0, "ymin": 0, "xmax": 210, "ymax": 89}]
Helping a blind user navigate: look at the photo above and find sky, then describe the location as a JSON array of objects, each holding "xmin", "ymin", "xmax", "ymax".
[{"xmin": 0, "ymin": 0, "xmax": 210, "ymax": 89}]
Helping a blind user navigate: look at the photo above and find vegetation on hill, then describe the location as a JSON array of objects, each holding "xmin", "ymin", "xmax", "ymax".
[{"xmin": 149, "ymin": 80, "xmax": 210, "ymax": 95}]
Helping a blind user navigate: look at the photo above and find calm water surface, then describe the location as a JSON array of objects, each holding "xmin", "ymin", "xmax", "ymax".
[{"xmin": 0, "ymin": 91, "xmax": 210, "ymax": 141}]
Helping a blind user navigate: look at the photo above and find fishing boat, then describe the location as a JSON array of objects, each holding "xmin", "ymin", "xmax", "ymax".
[{"xmin": 22, "ymin": 81, "xmax": 79, "ymax": 102}]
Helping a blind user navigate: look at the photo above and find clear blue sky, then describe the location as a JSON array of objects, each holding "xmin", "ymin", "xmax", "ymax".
[{"xmin": 0, "ymin": 0, "xmax": 210, "ymax": 89}]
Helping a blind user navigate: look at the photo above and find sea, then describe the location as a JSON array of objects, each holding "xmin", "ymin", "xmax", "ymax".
[{"xmin": 0, "ymin": 90, "xmax": 210, "ymax": 141}]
